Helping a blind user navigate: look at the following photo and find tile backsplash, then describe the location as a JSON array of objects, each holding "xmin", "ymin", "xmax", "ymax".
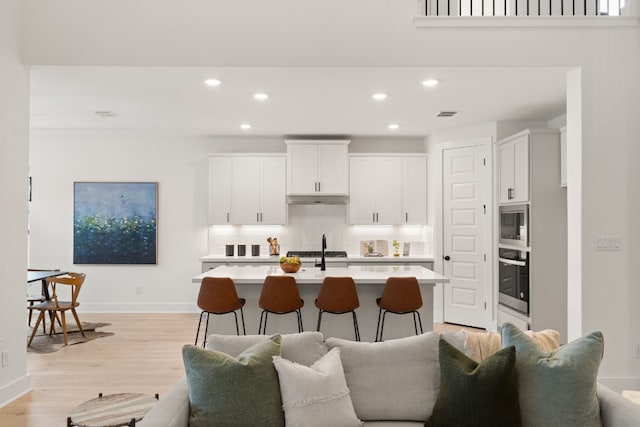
[{"xmin": 208, "ymin": 205, "xmax": 433, "ymax": 257}]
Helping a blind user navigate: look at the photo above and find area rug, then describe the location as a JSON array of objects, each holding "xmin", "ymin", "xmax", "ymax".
[{"xmin": 27, "ymin": 322, "xmax": 114, "ymax": 354}]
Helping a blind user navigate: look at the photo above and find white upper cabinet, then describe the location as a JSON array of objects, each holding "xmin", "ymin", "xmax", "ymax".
[
  {"xmin": 286, "ymin": 140, "xmax": 350, "ymax": 195},
  {"xmin": 208, "ymin": 157, "xmax": 232, "ymax": 225},
  {"xmin": 208, "ymin": 155, "xmax": 286, "ymax": 225},
  {"xmin": 498, "ymin": 133, "xmax": 529, "ymax": 204},
  {"xmin": 402, "ymin": 157, "xmax": 428, "ymax": 224},
  {"xmin": 349, "ymin": 155, "xmax": 426, "ymax": 225}
]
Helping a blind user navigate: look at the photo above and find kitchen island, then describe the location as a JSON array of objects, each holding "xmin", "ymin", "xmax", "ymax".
[{"xmin": 192, "ymin": 264, "xmax": 448, "ymax": 342}]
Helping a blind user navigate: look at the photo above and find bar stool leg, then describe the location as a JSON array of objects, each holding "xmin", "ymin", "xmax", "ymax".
[
  {"xmin": 240, "ymin": 307, "xmax": 246, "ymax": 335},
  {"xmin": 195, "ymin": 312, "xmax": 204, "ymax": 345},
  {"xmin": 232, "ymin": 311, "xmax": 239, "ymax": 335},
  {"xmin": 202, "ymin": 312, "xmax": 210, "ymax": 348},
  {"xmin": 296, "ymin": 309, "xmax": 304, "ymax": 332},
  {"xmin": 375, "ymin": 308, "xmax": 383, "ymax": 342},
  {"xmin": 415, "ymin": 311, "xmax": 423, "ymax": 335},
  {"xmin": 316, "ymin": 310, "xmax": 323, "ymax": 332},
  {"xmin": 352, "ymin": 311, "xmax": 360, "ymax": 341},
  {"xmin": 379, "ymin": 311, "xmax": 388, "ymax": 342}
]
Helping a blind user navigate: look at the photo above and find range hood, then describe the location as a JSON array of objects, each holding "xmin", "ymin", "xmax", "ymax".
[{"xmin": 287, "ymin": 195, "xmax": 349, "ymax": 205}]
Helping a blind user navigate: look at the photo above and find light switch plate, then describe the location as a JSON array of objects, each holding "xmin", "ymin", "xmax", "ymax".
[{"xmin": 596, "ymin": 235, "xmax": 623, "ymax": 251}]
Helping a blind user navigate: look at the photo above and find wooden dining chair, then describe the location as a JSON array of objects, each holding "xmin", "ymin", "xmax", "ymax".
[
  {"xmin": 27, "ymin": 268, "xmax": 61, "ymax": 333},
  {"xmin": 375, "ymin": 276, "xmax": 423, "ymax": 342},
  {"xmin": 28, "ymin": 272, "xmax": 86, "ymax": 346}
]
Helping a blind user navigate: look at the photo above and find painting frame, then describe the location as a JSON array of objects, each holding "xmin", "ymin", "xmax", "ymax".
[{"xmin": 73, "ymin": 182, "xmax": 158, "ymax": 265}]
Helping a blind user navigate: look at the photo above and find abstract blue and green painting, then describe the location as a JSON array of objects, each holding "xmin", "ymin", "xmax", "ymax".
[{"xmin": 74, "ymin": 182, "xmax": 157, "ymax": 264}]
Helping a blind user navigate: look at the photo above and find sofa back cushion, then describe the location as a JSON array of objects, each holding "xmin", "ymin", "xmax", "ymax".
[
  {"xmin": 207, "ymin": 331, "xmax": 325, "ymax": 366},
  {"xmin": 183, "ymin": 335, "xmax": 284, "ymax": 427},
  {"xmin": 325, "ymin": 333, "xmax": 440, "ymax": 421},
  {"xmin": 501, "ymin": 322, "xmax": 604, "ymax": 427}
]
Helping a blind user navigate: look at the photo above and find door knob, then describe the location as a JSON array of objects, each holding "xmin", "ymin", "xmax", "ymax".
[{"xmin": 443, "ymin": 255, "xmax": 451, "ymax": 261}]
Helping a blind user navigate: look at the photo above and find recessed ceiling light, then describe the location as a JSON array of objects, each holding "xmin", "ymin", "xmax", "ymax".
[
  {"xmin": 388, "ymin": 123, "xmax": 400, "ymax": 130},
  {"xmin": 372, "ymin": 93, "xmax": 388, "ymax": 101},
  {"xmin": 240, "ymin": 123, "xmax": 252, "ymax": 130},
  {"xmin": 253, "ymin": 93, "xmax": 269, "ymax": 101},
  {"xmin": 421, "ymin": 79, "xmax": 439, "ymax": 88},
  {"xmin": 204, "ymin": 79, "xmax": 221, "ymax": 87}
]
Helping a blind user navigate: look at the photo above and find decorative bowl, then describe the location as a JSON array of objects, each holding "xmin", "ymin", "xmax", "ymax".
[{"xmin": 280, "ymin": 262, "xmax": 301, "ymax": 273}]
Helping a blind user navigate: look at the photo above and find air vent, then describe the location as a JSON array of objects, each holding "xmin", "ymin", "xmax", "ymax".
[
  {"xmin": 436, "ymin": 111, "xmax": 458, "ymax": 117},
  {"xmin": 94, "ymin": 111, "xmax": 116, "ymax": 117}
]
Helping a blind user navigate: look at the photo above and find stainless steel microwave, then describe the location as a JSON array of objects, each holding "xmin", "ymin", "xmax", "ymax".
[{"xmin": 499, "ymin": 204, "xmax": 528, "ymax": 247}]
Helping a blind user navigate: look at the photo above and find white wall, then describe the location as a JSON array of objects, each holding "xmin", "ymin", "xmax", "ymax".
[
  {"xmin": 28, "ymin": 133, "xmax": 428, "ymax": 312},
  {"xmin": 15, "ymin": 0, "xmax": 640, "ymax": 388},
  {"xmin": 0, "ymin": 0, "xmax": 32, "ymax": 407}
]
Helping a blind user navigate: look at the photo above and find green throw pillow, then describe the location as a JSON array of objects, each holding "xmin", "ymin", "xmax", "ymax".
[
  {"xmin": 426, "ymin": 338, "xmax": 522, "ymax": 427},
  {"xmin": 501, "ymin": 322, "xmax": 604, "ymax": 427},
  {"xmin": 182, "ymin": 334, "xmax": 284, "ymax": 427}
]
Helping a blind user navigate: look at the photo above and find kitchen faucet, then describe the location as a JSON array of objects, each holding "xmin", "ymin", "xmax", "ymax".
[{"xmin": 315, "ymin": 234, "xmax": 327, "ymax": 271}]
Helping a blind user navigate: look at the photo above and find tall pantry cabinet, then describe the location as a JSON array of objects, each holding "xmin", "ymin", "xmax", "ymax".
[{"xmin": 496, "ymin": 128, "xmax": 567, "ymax": 341}]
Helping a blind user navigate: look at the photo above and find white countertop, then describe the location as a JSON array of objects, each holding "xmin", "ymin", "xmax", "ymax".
[
  {"xmin": 192, "ymin": 264, "xmax": 448, "ymax": 285},
  {"xmin": 200, "ymin": 255, "xmax": 434, "ymax": 263}
]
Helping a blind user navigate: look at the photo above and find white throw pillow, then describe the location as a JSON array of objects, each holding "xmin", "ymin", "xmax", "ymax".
[
  {"xmin": 206, "ymin": 332, "xmax": 326, "ymax": 366},
  {"xmin": 273, "ymin": 347, "xmax": 363, "ymax": 427},
  {"xmin": 325, "ymin": 333, "xmax": 440, "ymax": 421}
]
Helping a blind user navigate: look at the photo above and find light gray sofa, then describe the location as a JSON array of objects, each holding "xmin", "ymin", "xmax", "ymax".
[{"xmin": 138, "ymin": 332, "xmax": 640, "ymax": 427}]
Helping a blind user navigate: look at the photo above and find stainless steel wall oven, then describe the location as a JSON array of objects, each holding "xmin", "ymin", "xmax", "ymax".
[{"xmin": 498, "ymin": 248, "xmax": 529, "ymax": 315}]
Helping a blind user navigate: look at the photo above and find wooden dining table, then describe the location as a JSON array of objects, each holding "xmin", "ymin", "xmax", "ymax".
[{"xmin": 28, "ymin": 270, "xmax": 68, "ymax": 300}]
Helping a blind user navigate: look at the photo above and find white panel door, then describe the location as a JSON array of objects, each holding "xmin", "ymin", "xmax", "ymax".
[
  {"xmin": 232, "ymin": 157, "xmax": 261, "ymax": 224},
  {"xmin": 443, "ymin": 145, "xmax": 489, "ymax": 328}
]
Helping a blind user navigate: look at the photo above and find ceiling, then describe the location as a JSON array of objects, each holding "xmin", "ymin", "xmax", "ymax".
[{"xmin": 29, "ymin": 66, "xmax": 568, "ymax": 137}]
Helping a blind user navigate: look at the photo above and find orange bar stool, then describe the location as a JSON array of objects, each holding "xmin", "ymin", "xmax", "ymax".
[
  {"xmin": 375, "ymin": 277, "xmax": 423, "ymax": 342},
  {"xmin": 195, "ymin": 277, "xmax": 246, "ymax": 347},
  {"xmin": 315, "ymin": 277, "xmax": 360, "ymax": 341},
  {"xmin": 258, "ymin": 275, "xmax": 304, "ymax": 334}
]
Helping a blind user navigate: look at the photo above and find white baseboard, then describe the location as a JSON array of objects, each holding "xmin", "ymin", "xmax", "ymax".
[
  {"xmin": 0, "ymin": 374, "xmax": 31, "ymax": 408},
  {"xmin": 79, "ymin": 303, "xmax": 198, "ymax": 313},
  {"xmin": 598, "ymin": 377, "xmax": 640, "ymax": 392}
]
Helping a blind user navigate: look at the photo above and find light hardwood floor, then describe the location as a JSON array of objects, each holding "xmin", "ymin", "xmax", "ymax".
[{"xmin": 0, "ymin": 313, "xmax": 483, "ymax": 426}]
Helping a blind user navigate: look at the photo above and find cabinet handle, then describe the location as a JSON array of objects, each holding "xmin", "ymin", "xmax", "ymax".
[
  {"xmin": 318, "ymin": 182, "xmax": 321, "ymax": 192},
  {"xmin": 406, "ymin": 212, "xmax": 408, "ymax": 222},
  {"xmin": 227, "ymin": 212, "xmax": 230, "ymax": 223},
  {"xmin": 256, "ymin": 212, "xmax": 259, "ymax": 223},
  {"xmin": 508, "ymin": 188, "xmax": 514, "ymax": 200},
  {"xmin": 376, "ymin": 213, "xmax": 379, "ymax": 223},
  {"xmin": 372, "ymin": 212, "xmax": 375, "ymax": 223},
  {"xmin": 260, "ymin": 213, "xmax": 263, "ymax": 222}
]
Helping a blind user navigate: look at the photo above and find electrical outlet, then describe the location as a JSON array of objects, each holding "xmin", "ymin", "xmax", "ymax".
[
  {"xmin": 634, "ymin": 344, "xmax": 640, "ymax": 359},
  {"xmin": 2, "ymin": 350, "xmax": 9, "ymax": 367}
]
